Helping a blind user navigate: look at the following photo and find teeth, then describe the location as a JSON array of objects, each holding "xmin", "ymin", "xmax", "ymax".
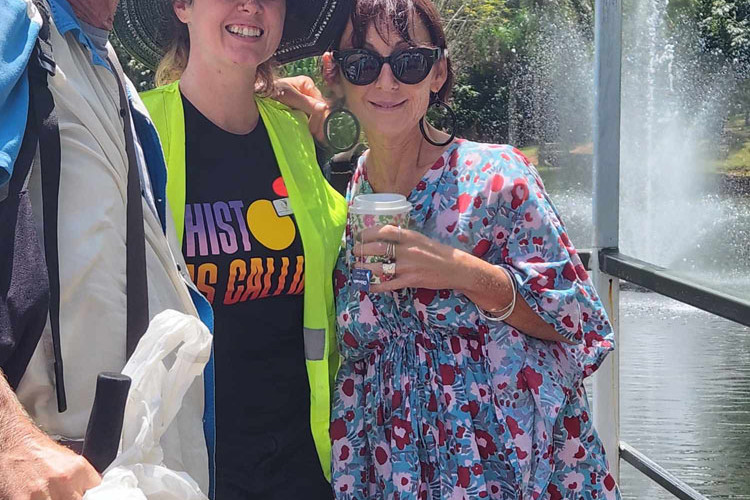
[{"xmin": 227, "ymin": 25, "xmax": 262, "ymax": 37}]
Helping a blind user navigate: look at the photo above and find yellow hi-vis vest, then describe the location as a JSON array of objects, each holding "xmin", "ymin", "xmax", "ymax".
[{"xmin": 141, "ymin": 81, "xmax": 347, "ymax": 480}]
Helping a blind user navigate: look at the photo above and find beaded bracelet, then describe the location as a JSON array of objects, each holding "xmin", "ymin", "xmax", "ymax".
[{"xmin": 476, "ymin": 266, "xmax": 517, "ymax": 322}]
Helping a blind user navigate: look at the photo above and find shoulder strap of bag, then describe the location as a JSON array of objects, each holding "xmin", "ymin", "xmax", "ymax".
[
  {"xmin": 106, "ymin": 50, "xmax": 150, "ymax": 359},
  {"xmin": 28, "ymin": 0, "xmax": 67, "ymax": 412}
]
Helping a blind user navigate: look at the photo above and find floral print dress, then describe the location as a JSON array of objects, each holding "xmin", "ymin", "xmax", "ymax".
[{"xmin": 331, "ymin": 140, "xmax": 620, "ymax": 500}]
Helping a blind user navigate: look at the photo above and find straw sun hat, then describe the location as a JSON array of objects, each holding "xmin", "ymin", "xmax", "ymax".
[{"xmin": 113, "ymin": 0, "xmax": 352, "ymax": 68}]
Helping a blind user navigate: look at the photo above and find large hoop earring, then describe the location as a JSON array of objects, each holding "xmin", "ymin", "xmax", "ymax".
[
  {"xmin": 419, "ymin": 93, "xmax": 456, "ymax": 147},
  {"xmin": 324, "ymin": 107, "xmax": 361, "ymax": 153}
]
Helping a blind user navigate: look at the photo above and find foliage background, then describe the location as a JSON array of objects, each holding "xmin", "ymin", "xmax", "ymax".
[{"xmin": 112, "ymin": 0, "xmax": 750, "ymax": 169}]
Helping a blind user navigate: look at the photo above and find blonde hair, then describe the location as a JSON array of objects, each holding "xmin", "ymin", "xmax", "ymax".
[{"xmin": 155, "ymin": 0, "xmax": 276, "ymax": 93}]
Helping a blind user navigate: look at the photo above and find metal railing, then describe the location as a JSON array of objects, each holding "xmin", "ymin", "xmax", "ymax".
[
  {"xmin": 599, "ymin": 249, "xmax": 750, "ymax": 329},
  {"xmin": 588, "ymin": 1, "xmax": 743, "ymax": 498}
]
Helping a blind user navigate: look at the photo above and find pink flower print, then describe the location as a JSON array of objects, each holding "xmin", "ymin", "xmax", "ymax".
[
  {"xmin": 519, "ymin": 365, "xmax": 544, "ymax": 395},
  {"xmin": 330, "ymin": 418, "xmax": 348, "ymax": 441},
  {"xmin": 562, "ymin": 261, "xmax": 578, "ymax": 282},
  {"xmin": 529, "ymin": 268, "xmax": 557, "ymax": 294},
  {"xmin": 472, "ymin": 239, "xmax": 491, "ymax": 257},
  {"xmin": 559, "ymin": 302, "xmax": 581, "ymax": 333},
  {"xmin": 563, "ymin": 415, "xmax": 582, "ymax": 438},
  {"xmin": 475, "ymin": 429, "xmax": 498, "ymax": 460},
  {"xmin": 363, "ymin": 214, "xmax": 375, "ymax": 228},
  {"xmin": 373, "ymin": 444, "xmax": 392, "ymax": 477},
  {"xmin": 487, "ymin": 481, "xmax": 503, "ymax": 498},
  {"xmin": 456, "ymin": 193, "xmax": 473, "ymax": 213},
  {"xmin": 341, "ymin": 331, "xmax": 359, "ymax": 349},
  {"xmin": 576, "ymin": 263, "xmax": 590, "ymax": 281},
  {"xmin": 604, "ymin": 474, "xmax": 619, "ymax": 498},
  {"xmin": 563, "ymin": 471, "xmax": 585, "ymax": 492},
  {"xmin": 511, "ymin": 178, "xmax": 530, "ymax": 209},
  {"xmin": 441, "ymin": 384, "xmax": 458, "ymax": 411},
  {"xmin": 486, "ymin": 341, "xmax": 509, "ymax": 368},
  {"xmin": 436, "ymin": 207, "xmax": 460, "ymax": 236},
  {"xmin": 456, "ymin": 465, "xmax": 471, "ymax": 488},
  {"xmin": 357, "ymin": 293, "xmax": 379, "ymax": 327},
  {"xmin": 393, "ymin": 472, "xmax": 413, "ymax": 492},
  {"xmin": 392, "ymin": 417, "xmax": 413, "ymax": 450},
  {"xmin": 469, "ymin": 381, "xmax": 491, "ymax": 404},
  {"xmin": 339, "ymin": 376, "xmax": 358, "ymax": 407},
  {"xmin": 547, "ymin": 483, "xmax": 564, "ymax": 500},
  {"xmin": 333, "ymin": 436, "xmax": 353, "ymax": 463},
  {"xmin": 490, "ymin": 173, "xmax": 504, "ymax": 192},
  {"xmin": 334, "ymin": 474, "xmax": 356, "ymax": 495},
  {"xmin": 520, "ymin": 205, "xmax": 543, "ymax": 230},
  {"xmin": 505, "ymin": 415, "xmax": 524, "ymax": 439},
  {"xmin": 559, "ymin": 438, "xmax": 587, "ymax": 467},
  {"xmin": 431, "ymin": 155, "xmax": 445, "ymax": 171},
  {"xmin": 464, "ymin": 152, "xmax": 482, "ymax": 167}
]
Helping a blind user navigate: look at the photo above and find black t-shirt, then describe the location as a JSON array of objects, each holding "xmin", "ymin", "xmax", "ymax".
[{"xmin": 181, "ymin": 95, "xmax": 331, "ymax": 499}]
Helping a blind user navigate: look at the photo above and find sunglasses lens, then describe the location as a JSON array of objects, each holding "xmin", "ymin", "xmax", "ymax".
[
  {"xmin": 343, "ymin": 53, "xmax": 381, "ymax": 85},
  {"xmin": 392, "ymin": 51, "xmax": 431, "ymax": 84}
]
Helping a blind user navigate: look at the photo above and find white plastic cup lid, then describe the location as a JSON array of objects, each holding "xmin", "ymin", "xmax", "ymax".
[{"xmin": 350, "ymin": 193, "xmax": 413, "ymax": 216}]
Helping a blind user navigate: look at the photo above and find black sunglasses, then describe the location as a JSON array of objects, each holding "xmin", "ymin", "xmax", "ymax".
[{"xmin": 332, "ymin": 47, "xmax": 443, "ymax": 86}]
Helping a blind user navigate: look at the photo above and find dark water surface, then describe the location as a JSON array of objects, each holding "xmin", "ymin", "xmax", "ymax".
[{"xmin": 618, "ymin": 291, "xmax": 750, "ymax": 499}]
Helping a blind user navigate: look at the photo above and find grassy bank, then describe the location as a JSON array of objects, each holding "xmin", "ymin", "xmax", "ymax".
[{"xmin": 716, "ymin": 114, "xmax": 750, "ymax": 177}]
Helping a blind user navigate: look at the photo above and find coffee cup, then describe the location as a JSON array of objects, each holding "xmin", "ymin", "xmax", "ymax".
[{"xmin": 349, "ymin": 193, "xmax": 412, "ymax": 287}]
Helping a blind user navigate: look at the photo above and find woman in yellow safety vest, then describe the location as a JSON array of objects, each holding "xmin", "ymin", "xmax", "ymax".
[{"xmin": 115, "ymin": 1, "xmax": 350, "ymax": 498}]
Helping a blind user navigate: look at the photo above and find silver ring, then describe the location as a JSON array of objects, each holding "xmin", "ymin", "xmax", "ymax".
[
  {"xmin": 382, "ymin": 262, "xmax": 396, "ymax": 277},
  {"xmin": 385, "ymin": 241, "xmax": 396, "ymax": 260}
]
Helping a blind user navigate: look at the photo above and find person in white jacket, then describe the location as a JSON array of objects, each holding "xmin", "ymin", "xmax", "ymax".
[{"xmin": 0, "ymin": 1, "xmax": 212, "ymax": 498}]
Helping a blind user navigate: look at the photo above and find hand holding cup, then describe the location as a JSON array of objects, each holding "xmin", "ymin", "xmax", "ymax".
[
  {"xmin": 349, "ymin": 194, "xmax": 411, "ymax": 289},
  {"xmin": 350, "ymin": 193, "xmax": 480, "ymax": 294}
]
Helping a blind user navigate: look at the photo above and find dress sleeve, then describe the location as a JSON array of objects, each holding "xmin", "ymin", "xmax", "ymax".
[
  {"xmin": 496, "ymin": 151, "xmax": 614, "ymax": 385},
  {"xmin": 499, "ymin": 164, "xmax": 598, "ymax": 343},
  {"xmin": 0, "ymin": 0, "xmax": 41, "ymax": 187}
]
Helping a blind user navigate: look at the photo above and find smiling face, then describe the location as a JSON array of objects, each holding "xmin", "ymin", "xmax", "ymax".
[
  {"xmin": 332, "ymin": 16, "xmax": 447, "ymax": 142},
  {"xmin": 174, "ymin": 0, "xmax": 286, "ymax": 70}
]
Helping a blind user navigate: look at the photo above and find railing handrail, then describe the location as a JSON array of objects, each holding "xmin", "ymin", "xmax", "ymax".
[
  {"xmin": 598, "ymin": 248, "xmax": 750, "ymax": 329},
  {"xmin": 620, "ymin": 442, "xmax": 710, "ymax": 500}
]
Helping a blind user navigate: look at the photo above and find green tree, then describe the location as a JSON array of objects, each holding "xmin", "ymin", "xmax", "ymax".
[{"xmin": 698, "ymin": 0, "xmax": 750, "ymax": 122}]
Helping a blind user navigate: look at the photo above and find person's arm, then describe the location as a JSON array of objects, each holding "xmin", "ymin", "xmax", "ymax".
[
  {"xmin": 0, "ymin": 370, "xmax": 101, "ymax": 499},
  {"xmin": 355, "ymin": 225, "xmax": 571, "ymax": 344}
]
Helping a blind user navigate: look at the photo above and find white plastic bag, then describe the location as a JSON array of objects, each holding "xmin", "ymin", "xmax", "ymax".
[{"xmin": 84, "ymin": 310, "xmax": 212, "ymax": 500}]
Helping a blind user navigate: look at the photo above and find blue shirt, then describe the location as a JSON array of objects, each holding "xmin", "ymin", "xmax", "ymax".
[{"xmin": 0, "ymin": 0, "xmax": 111, "ymax": 187}]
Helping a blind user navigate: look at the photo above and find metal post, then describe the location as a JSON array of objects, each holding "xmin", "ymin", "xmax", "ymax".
[{"xmin": 592, "ymin": 0, "xmax": 623, "ymax": 482}]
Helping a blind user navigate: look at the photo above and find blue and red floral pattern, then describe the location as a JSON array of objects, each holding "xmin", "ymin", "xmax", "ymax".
[{"xmin": 331, "ymin": 140, "xmax": 620, "ymax": 499}]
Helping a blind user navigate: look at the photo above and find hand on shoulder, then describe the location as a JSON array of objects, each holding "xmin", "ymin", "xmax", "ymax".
[{"xmin": 274, "ymin": 75, "xmax": 329, "ymax": 144}]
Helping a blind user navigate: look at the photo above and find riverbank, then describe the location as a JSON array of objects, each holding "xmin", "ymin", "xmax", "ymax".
[
  {"xmin": 717, "ymin": 114, "xmax": 750, "ymax": 179},
  {"xmin": 520, "ymin": 136, "xmax": 750, "ymax": 197}
]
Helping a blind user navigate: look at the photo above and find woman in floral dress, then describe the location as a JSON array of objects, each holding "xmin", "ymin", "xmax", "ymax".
[{"xmin": 324, "ymin": 1, "xmax": 620, "ymax": 498}]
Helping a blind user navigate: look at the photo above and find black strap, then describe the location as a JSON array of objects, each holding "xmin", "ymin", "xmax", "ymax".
[
  {"xmin": 106, "ymin": 52, "xmax": 150, "ymax": 359},
  {"xmin": 28, "ymin": 0, "xmax": 67, "ymax": 413},
  {"xmin": 324, "ymin": 144, "xmax": 365, "ymax": 196}
]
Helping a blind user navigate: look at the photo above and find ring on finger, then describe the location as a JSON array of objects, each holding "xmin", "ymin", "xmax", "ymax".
[
  {"xmin": 385, "ymin": 241, "xmax": 396, "ymax": 260},
  {"xmin": 382, "ymin": 262, "xmax": 397, "ymax": 277}
]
